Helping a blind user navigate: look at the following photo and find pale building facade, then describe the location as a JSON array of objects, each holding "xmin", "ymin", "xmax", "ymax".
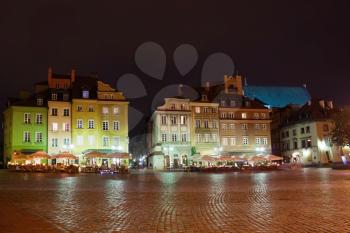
[
  {"xmin": 280, "ymin": 100, "xmax": 341, "ymax": 165},
  {"xmin": 149, "ymin": 98, "xmax": 192, "ymax": 169}
]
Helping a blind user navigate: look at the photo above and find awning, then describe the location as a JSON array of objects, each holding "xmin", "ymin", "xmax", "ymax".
[
  {"xmin": 106, "ymin": 153, "xmax": 130, "ymax": 159},
  {"xmin": 265, "ymin": 155, "xmax": 283, "ymax": 161},
  {"xmin": 31, "ymin": 151, "xmax": 50, "ymax": 159},
  {"xmin": 51, "ymin": 152, "xmax": 77, "ymax": 160}
]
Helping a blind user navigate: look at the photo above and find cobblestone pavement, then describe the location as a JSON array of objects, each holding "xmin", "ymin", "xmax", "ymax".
[{"xmin": 1, "ymin": 168, "xmax": 350, "ymax": 233}]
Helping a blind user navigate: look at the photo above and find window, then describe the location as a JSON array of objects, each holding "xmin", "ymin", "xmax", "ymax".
[
  {"xmin": 261, "ymin": 113, "xmax": 267, "ymax": 119},
  {"xmin": 51, "ymin": 108, "xmax": 58, "ymax": 116},
  {"xmin": 254, "ymin": 124, "xmax": 260, "ymax": 130},
  {"xmin": 162, "ymin": 133, "xmax": 167, "ymax": 142},
  {"xmin": 102, "ymin": 136, "xmax": 109, "ymax": 147},
  {"xmin": 204, "ymin": 134, "xmax": 210, "ymax": 143},
  {"xmin": 180, "ymin": 115, "xmax": 187, "ymax": 125},
  {"xmin": 212, "ymin": 120, "xmax": 218, "ymax": 129},
  {"xmin": 222, "ymin": 137, "xmax": 228, "ymax": 146},
  {"xmin": 102, "ymin": 121, "xmax": 109, "ymax": 130},
  {"xmin": 230, "ymin": 137, "xmax": 236, "ymax": 145},
  {"xmin": 212, "ymin": 108, "xmax": 217, "ymax": 113},
  {"xmin": 221, "ymin": 124, "xmax": 227, "ymax": 130},
  {"xmin": 195, "ymin": 107, "xmax": 200, "ymax": 113},
  {"xmin": 204, "ymin": 107, "xmax": 209, "ymax": 113},
  {"xmin": 220, "ymin": 100, "xmax": 226, "ymax": 107},
  {"xmin": 52, "ymin": 123, "xmax": 58, "ymax": 131},
  {"xmin": 263, "ymin": 138, "xmax": 268, "ymax": 145},
  {"xmin": 36, "ymin": 113, "xmax": 42, "ymax": 124},
  {"xmin": 256, "ymin": 137, "xmax": 261, "ymax": 145},
  {"xmin": 112, "ymin": 137, "xmax": 120, "ymax": 147},
  {"xmin": 293, "ymin": 129, "xmax": 297, "ymax": 136},
  {"xmin": 307, "ymin": 139, "xmax": 312, "ymax": 148},
  {"xmin": 88, "ymin": 106, "xmax": 94, "ymax": 112},
  {"xmin": 196, "ymin": 134, "xmax": 201, "ymax": 143},
  {"xmin": 243, "ymin": 137, "xmax": 249, "ymax": 145},
  {"xmin": 113, "ymin": 107, "xmax": 119, "ymax": 114},
  {"xmin": 212, "ymin": 134, "xmax": 218, "ymax": 142},
  {"xmin": 202, "ymin": 95, "xmax": 207, "ymax": 101},
  {"xmin": 301, "ymin": 140, "xmax": 306, "ymax": 148},
  {"xmin": 241, "ymin": 113, "xmax": 247, "ymax": 119},
  {"xmin": 63, "ymin": 123, "xmax": 70, "ymax": 132},
  {"xmin": 88, "ymin": 120, "xmax": 94, "ymax": 129},
  {"xmin": 172, "ymin": 133, "xmax": 177, "ymax": 142},
  {"xmin": 51, "ymin": 93, "xmax": 57, "ymax": 101},
  {"xmin": 24, "ymin": 113, "xmax": 31, "ymax": 124},
  {"xmin": 63, "ymin": 109, "xmax": 70, "ymax": 116},
  {"xmin": 180, "ymin": 104, "xmax": 186, "ymax": 110},
  {"xmin": 63, "ymin": 93, "xmax": 69, "ymax": 101},
  {"xmin": 24, "ymin": 131, "xmax": 30, "ymax": 142},
  {"xmin": 88, "ymin": 135, "xmax": 95, "ymax": 145},
  {"xmin": 221, "ymin": 112, "xmax": 227, "ymax": 118},
  {"xmin": 230, "ymin": 100, "xmax": 236, "ymax": 107},
  {"xmin": 323, "ymin": 124, "xmax": 329, "ymax": 132},
  {"xmin": 171, "ymin": 116, "xmax": 177, "ymax": 125},
  {"xmin": 228, "ymin": 112, "xmax": 234, "ymax": 119},
  {"xmin": 37, "ymin": 98, "xmax": 43, "ymax": 106},
  {"xmin": 286, "ymin": 131, "xmax": 289, "ymax": 137},
  {"xmin": 63, "ymin": 138, "xmax": 70, "ymax": 146},
  {"xmin": 77, "ymin": 105, "xmax": 83, "ymax": 112},
  {"xmin": 229, "ymin": 124, "xmax": 235, "ymax": 130},
  {"xmin": 55, "ymin": 83, "xmax": 60, "ymax": 89},
  {"xmin": 181, "ymin": 133, "xmax": 187, "ymax": 142},
  {"xmin": 306, "ymin": 126, "xmax": 310, "ymax": 133},
  {"xmin": 261, "ymin": 124, "xmax": 267, "ymax": 130},
  {"xmin": 77, "ymin": 136, "xmax": 83, "ymax": 146},
  {"xmin": 204, "ymin": 120, "xmax": 209, "ymax": 129},
  {"xmin": 241, "ymin": 124, "xmax": 248, "ymax": 130},
  {"xmin": 161, "ymin": 115, "xmax": 167, "ymax": 125},
  {"xmin": 253, "ymin": 113, "xmax": 259, "ymax": 119},
  {"xmin": 102, "ymin": 107, "xmax": 109, "ymax": 114},
  {"xmin": 113, "ymin": 121, "xmax": 120, "ymax": 130},
  {"xmin": 51, "ymin": 138, "xmax": 58, "ymax": 147},
  {"xmin": 294, "ymin": 140, "xmax": 298, "ymax": 149},
  {"xmin": 301, "ymin": 128, "xmax": 305, "ymax": 134},
  {"xmin": 171, "ymin": 104, "xmax": 176, "ymax": 110},
  {"xmin": 196, "ymin": 120, "xmax": 201, "ymax": 128},
  {"xmin": 77, "ymin": 119, "xmax": 83, "ymax": 129},
  {"xmin": 82, "ymin": 90, "xmax": 89, "ymax": 99}
]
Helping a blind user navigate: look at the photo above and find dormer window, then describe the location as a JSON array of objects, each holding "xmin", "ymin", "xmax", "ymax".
[
  {"xmin": 202, "ymin": 95, "xmax": 208, "ymax": 101},
  {"xmin": 82, "ymin": 90, "xmax": 89, "ymax": 99},
  {"xmin": 63, "ymin": 93, "xmax": 69, "ymax": 101},
  {"xmin": 37, "ymin": 98, "xmax": 43, "ymax": 106},
  {"xmin": 171, "ymin": 104, "xmax": 176, "ymax": 110},
  {"xmin": 52, "ymin": 93, "xmax": 57, "ymax": 101}
]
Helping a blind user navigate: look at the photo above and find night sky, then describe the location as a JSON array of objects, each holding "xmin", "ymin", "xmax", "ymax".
[{"xmin": 1, "ymin": 0, "xmax": 350, "ymax": 135}]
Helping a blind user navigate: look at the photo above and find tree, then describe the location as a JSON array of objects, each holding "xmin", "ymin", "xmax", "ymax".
[{"xmin": 330, "ymin": 111, "xmax": 350, "ymax": 155}]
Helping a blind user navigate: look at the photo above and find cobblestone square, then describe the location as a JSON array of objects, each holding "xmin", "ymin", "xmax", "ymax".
[{"xmin": 1, "ymin": 168, "xmax": 350, "ymax": 232}]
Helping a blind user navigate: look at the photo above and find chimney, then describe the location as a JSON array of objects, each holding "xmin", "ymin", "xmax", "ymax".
[
  {"xmin": 205, "ymin": 81, "xmax": 210, "ymax": 91},
  {"xmin": 178, "ymin": 84, "xmax": 183, "ymax": 97},
  {"xmin": 48, "ymin": 67, "xmax": 53, "ymax": 87},
  {"xmin": 319, "ymin": 100, "xmax": 325, "ymax": 108},
  {"xmin": 327, "ymin": 100, "xmax": 333, "ymax": 109},
  {"xmin": 71, "ymin": 69, "xmax": 76, "ymax": 83}
]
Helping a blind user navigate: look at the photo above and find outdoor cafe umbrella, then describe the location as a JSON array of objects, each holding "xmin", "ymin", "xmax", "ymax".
[
  {"xmin": 265, "ymin": 155, "xmax": 283, "ymax": 161},
  {"xmin": 107, "ymin": 153, "xmax": 130, "ymax": 159},
  {"xmin": 30, "ymin": 151, "xmax": 50, "ymax": 160},
  {"xmin": 217, "ymin": 155, "xmax": 236, "ymax": 162},
  {"xmin": 200, "ymin": 155, "xmax": 217, "ymax": 162},
  {"xmin": 51, "ymin": 152, "xmax": 77, "ymax": 160},
  {"xmin": 84, "ymin": 151, "xmax": 106, "ymax": 159},
  {"xmin": 249, "ymin": 155, "xmax": 266, "ymax": 162}
]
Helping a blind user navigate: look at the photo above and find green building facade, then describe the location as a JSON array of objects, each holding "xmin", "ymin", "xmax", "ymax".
[{"xmin": 3, "ymin": 105, "xmax": 48, "ymax": 163}]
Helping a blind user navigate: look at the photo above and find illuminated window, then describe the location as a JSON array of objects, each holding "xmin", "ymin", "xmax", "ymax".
[
  {"xmin": 181, "ymin": 133, "xmax": 187, "ymax": 142},
  {"xmin": 204, "ymin": 134, "xmax": 210, "ymax": 143},
  {"xmin": 241, "ymin": 113, "xmax": 247, "ymax": 119},
  {"xmin": 262, "ymin": 124, "xmax": 267, "ymax": 130},
  {"xmin": 63, "ymin": 123, "xmax": 70, "ymax": 132},
  {"xmin": 52, "ymin": 122, "xmax": 58, "ymax": 131},
  {"xmin": 51, "ymin": 93, "xmax": 57, "ymax": 101},
  {"xmin": 196, "ymin": 134, "xmax": 201, "ymax": 143},
  {"xmin": 102, "ymin": 107, "xmax": 109, "ymax": 114},
  {"xmin": 180, "ymin": 115, "xmax": 187, "ymax": 125},
  {"xmin": 113, "ymin": 107, "xmax": 119, "ymax": 114},
  {"xmin": 256, "ymin": 137, "xmax": 261, "ymax": 145},
  {"xmin": 228, "ymin": 112, "xmax": 234, "ymax": 118},
  {"xmin": 212, "ymin": 120, "xmax": 218, "ymax": 129},
  {"xmin": 221, "ymin": 112, "xmax": 227, "ymax": 118},
  {"xmin": 212, "ymin": 134, "xmax": 218, "ymax": 142},
  {"xmin": 220, "ymin": 100, "xmax": 226, "ymax": 107},
  {"xmin": 230, "ymin": 137, "xmax": 236, "ymax": 145},
  {"xmin": 263, "ymin": 138, "xmax": 268, "ymax": 145},
  {"xmin": 76, "ymin": 136, "xmax": 83, "ymax": 146},
  {"xmin": 222, "ymin": 137, "xmax": 228, "ymax": 146},
  {"xmin": 82, "ymin": 90, "xmax": 89, "ymax": 99},
  {"xmin": 221, "ymin": 124, "xmax": 227, "ymax": 130},
  {"xmin": 195, "ymin": 107, "xmax": 200, "ymax": 113},
  {"xmin": 204, "ymin": 107, "xmax": 209, "ymax": 113},
  {"xmin": 35, "ymin": 132, "xmax": 42, "ymax": 143},
  {"xmin": 77, "ymin": 119, "xmax": 83, "ymax": 129}
]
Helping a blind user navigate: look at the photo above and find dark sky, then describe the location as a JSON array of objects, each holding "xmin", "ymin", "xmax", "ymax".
[{"xmin": 1, "ymin": 0, "xmax": 350, "ymax": 135}]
